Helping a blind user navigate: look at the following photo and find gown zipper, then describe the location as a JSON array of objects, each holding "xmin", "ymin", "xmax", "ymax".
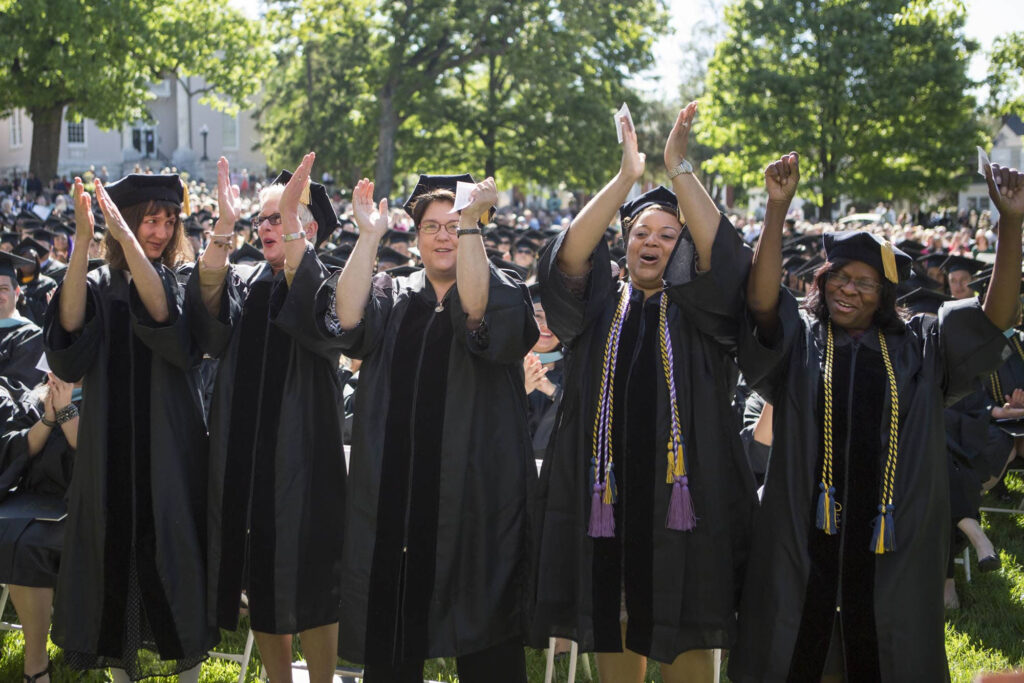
[{"xmin": 833, "ymin": 338, "xmax": 860, "ymax": 662}]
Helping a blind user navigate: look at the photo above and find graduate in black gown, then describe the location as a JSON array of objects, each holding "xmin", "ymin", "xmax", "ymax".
[
  {"xmin": 0, "ymin": 373, "xmax": 78, "ymax": 683},
  {"xmin": 12, "ymin": 238, "xmax": 57, "ymax": 326},
  {"xmin": 44, "ymin": 175, "xmax": 212, "ymax": 680},
  {"xmin": 0, "ymin": 251, "xmax": 45, "ymax": 388},
  {"xmin": 190, "ymin": 155, "xmax": 346, "ymax": 683},
  {"xmin": 531, "ymin": 102, "xmax": 755, "ymax": 683},
  {"xmin": 731, "ymin": 155, "xmax": 1024, "ymax": 682},
  {"xmin": 524, "ymin": 282, "xmax": 564, "ymax": 463},
  {"xmin": 327, "ymin": 173, "xmax": 537, "ymax": 682}
]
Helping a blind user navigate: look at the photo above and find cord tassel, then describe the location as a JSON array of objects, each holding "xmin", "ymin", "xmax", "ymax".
[
  {"xmin": 588, "ymin": 482, "xmax": 615, "ymax": 538},
  {"xmin": 871, "ymin": 504, "xmax": 896, "ymax": 554},
  {"xmin": 666, "ymin": 475, "xmax": 696, "ymax": 531},
  {"xmin": 816, "ymin": 482, "xmax": 837, "ymax": 535}
]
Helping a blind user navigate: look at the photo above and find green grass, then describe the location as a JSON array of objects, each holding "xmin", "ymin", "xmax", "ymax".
[{"xmin": 4, "ymin": 474, "xmax": 1023, "ymax": 682}]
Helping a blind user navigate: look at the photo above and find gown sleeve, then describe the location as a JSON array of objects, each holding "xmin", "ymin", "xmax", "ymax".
[
  {"xmin": 320, "ymin": 271, "xmax": 396, "ymax": 360},
  {"xmin": 129, "ymin": 263, "xmax": 198, "ymax": 371},
  {"xmin": 736, "ymin": 286, "xmax": 805, "ymax": 403},
  {"xmin": 42, "ymin": 274, "xmax": 104, "ymax": 383},
  {"xmin": 269, "ymin": 247, "xmax": 351, "ymax": 363},
  {"xmin": 185, "ymin": 262, "xmax": 245, "ymax": 358},
  {"xmin": 536, "ymin": 229, "xmax": 615, "ymax": 349},
  {"xmin": 663, "ymin": 214, "xmax": 752, "ymax": 350},
  {"xmin": 448, "ymin": 264, "xmax": 539, "ymax": 365},
  {"xmin": 918, "ymin": 297, "xmax": 1008, "ymax": 406},
  {"xmin": 1, "ymin": 324, "xmax": 45, "ymax": 388}
]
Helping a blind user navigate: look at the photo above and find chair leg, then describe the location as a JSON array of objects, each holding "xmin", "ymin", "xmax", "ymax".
[
  {"xmin": 580, "ymin": 650, "xmax": 593, "ymax": 681},
  {"xmin": 238, "ymin": 629, "xmax": 255, "ymax": 683},
  {"xmin": 964, "ymin": 547, "xmax": 972, "ymax": 584},
  {"xmin": 545, "ymin": 637, "xmax": 556, "ymax": 683},
  {"xmin": 713, "ymin": 648, "xmax": 722, "ymax": 683},
  {"xmin": 567, "ymin": 641, "xmax": 578, "ymax": 683}
]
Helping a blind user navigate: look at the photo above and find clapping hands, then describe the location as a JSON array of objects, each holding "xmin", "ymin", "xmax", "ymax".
[
  {"xmin": 351, "ymin": 178, "xmax": 389, "ymax": 239},
  {"xmin": 765, "ymin": 152, "xmax": 800, "ymax": 204}
]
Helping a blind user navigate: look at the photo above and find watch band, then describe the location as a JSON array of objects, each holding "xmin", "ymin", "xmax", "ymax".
[
  {"xmin": 456, "ymin": 228, "xmax": 483, "ymax": 237},
  {"xmin": 282, "ymin": 231, "xmax": 307, "ymax": 242},
  {"xmin": 668, "ymin": 159, "xmax": 695, "ymax": 179}
]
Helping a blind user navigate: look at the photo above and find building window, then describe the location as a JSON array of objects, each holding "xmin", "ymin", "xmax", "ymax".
[
  {"xmin": 67, "ymin": 120, "xmax": 86, "ymax": 145},
  {"xmin": 222, "ymin": 113, "xmax": 238, "ymax": 150},
  {"xmin": 9, "ymin": 109, "xmax": 23, "ymax": 148}
]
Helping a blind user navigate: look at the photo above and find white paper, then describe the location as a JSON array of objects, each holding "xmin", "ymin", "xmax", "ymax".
[
  {"xmin": 614, "ymin": 102, "xmax": 634, "ymax": 144},
  {"xmin": 31, "ymin": 205, "xmax": 50, "ymax": 221},
  {"xmin": 978, "ymin": 146, "xmax": 1000, "ymax": 185},
  {"xmin": 35, "ymin": 353, "xmax": 51, "ymax": 374},
  {"xmin": 452, "ymin": 181, "xmax": 476, "ymax": 212}
]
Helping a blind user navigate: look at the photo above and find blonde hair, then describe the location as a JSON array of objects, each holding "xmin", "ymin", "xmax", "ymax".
[{"xmin": 258, "ymin": 184, "xmax": 314, "ymax": 227}]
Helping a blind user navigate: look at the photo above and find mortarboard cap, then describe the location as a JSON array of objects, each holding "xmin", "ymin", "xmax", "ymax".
[
  {"xmin": 376, "ymin": 246, "xmax": 408, "ymax": 268},
  {"xmin": 103, "ymin": 173, "xmax": 185, "ymax": 212},
  {"xmin": 229, "ymin": 242, "xmax": 265, "ymax": 264},
  {"xmin": 619, "ymin": 186, "xmax": 679, "ymax": 224},
  {"xmin": 31, "ymin": 229, "xmax": 56, "ymax": 247},
  {"xmin": 0, "ymin": 232, "xmax": 20, "ymax": 248},
  {"xmin": 403, "ymin": 173, "xmax": 472, "ymax": 217},
  {"xmin": 822, "ymin": 231, "xmax": 912, "ymax": 283},
  {"xmin": 12, "ymin": 238, "xmax": 48, "ymax": 260},
  {"xmin": 490, "ymin": 256, "xmax": 528, "ymax": 281},
  {"xmin": 940, "ymin": 254, "xmax": 986, "ymax": 276},
  {"xmin": 271, "ymin": 170, "xmax": 339, "ymax": 247},
  {"xmin": 528, "ymin": 281, "xmax": 543, "ymax": 303},
  {"xmin": 897, "ymin": 287, "xmax": 951, "ymax": 316},
  {"xmin": 0, "ymin": 250, "xmax": 35, "ymax": 281},
  {"xmin": 385, "ymin": 265, "xmax": 421, "ymax": 278},
  {"xmin": 386, "ymin": 229, "xmax": 414, "ymax": 245},
  {"xmin": 514, "ymin": 237, "xmax": 538, "ymax": 254}
]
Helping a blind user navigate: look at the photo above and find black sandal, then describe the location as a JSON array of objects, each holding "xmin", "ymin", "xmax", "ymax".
[{"xmin": 23, "ymin": 661, "xmax": 50, "ymax": 683}]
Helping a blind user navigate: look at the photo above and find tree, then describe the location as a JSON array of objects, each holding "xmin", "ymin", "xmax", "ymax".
[
  {"xmin": 700, "ymin": 0, "xmax": 982, "ymax": 217},
  {"xmin": 987, "ymin": 31, "xmax": 1024, "ymax": 116},
  {"xmin": 0, "ymin": 0, "xmax": 269, "ymax": 180}
]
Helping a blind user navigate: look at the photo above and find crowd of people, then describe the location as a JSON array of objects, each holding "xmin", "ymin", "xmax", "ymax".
[{"xmin": 0, "ymin": 101, "xmax": 1023, "ymax": 683}]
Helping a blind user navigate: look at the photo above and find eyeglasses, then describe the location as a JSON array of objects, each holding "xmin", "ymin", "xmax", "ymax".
[
  {"xmin": 253, "ymin": 213, "xmax": 283, "ymax": 228},
  {"xmin": 516, "ymin": 248, "xmax": 535, "ymax": 255},
  {"xmin": 419, "ymin": 221, "xmax": 459, "ymax": 235},
  {"xmin": 827, "ymin": 271, "xmax": 882, "ymax": 295}
]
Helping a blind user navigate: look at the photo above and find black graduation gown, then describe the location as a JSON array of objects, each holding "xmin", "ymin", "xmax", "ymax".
[
  {"xmin": 188, "ymin": 247, "xmax": 347, "ymax": 635},
  {"xmin": 527, "ymin": 358, "xmax": 564, "ymax": 462},
  {"xmin": 42, "ymin": 264, "xmax": 213, "ymax": 678},
  {"xmin": 331, "ymin": 265, "xmax": 538, "ymax": 664},
  {"xmin": 730, "ymin": 292, "xmax": 1008, "ymax": 683},
  {"xmin": 531, "ymin": 217, "xmax": 756, "ymax": 663},
  {"xmin": 0, "ymin": 318, "xmax": 45, "ymax": 387},
  {"xmin": 17, "ymin": 272, "xmax": 57, "ymax": 326},
  {"xmin": 0, "ymin": 398, "xmax": 74, "ymax": 588}
]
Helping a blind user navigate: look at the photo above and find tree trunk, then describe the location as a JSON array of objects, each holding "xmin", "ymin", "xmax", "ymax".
[
  {"xmin": 373, "ymin": 81, "xmax": 399, "ymax": 202},
  {"xmin": 28, "ymin": 104, "xmax": 64, "ymax": 182}
]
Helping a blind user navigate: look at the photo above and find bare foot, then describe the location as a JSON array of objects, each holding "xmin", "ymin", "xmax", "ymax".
[{"xmin": 944, "ymin": 578, "xmax": 960, "ymax": 610}]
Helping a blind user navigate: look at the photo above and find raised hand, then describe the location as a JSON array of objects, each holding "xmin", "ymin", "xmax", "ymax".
[
  {"xmin": 351, "ymin": 178, "xmax": 389, "ymax": 239},
  {"xmin": 215, "ymin": 157, "xmax": 242, "ymax": 232},
  {"xmin": 765, "ymin": 152, "xmax": 800, "ymax": 204},
  {"xmin": 619, "ymin": 115, "xmax": 645, "ymax": 183},
  {"xmin": 523, "ymin": 354, "xmax": 549, "ymax": 394},
  {"xmin": 463, "ymin": 177, "xmax": 498, "ymax": 225},
  {"xmin": 72, "ymin": 177, "xmax": 94, "ymax": 243},
  {"xmin": 93, "ymin": 179, "xmax": 133, "ymax": 245},
  {"xmin": 664, "ymin": 101, "xmax": 697, "ymax": 172},
  {"xmin": 985, "ymin": 163, "xmax": 1024, "ymax": 223},
  {"xmin": 280, "ymin": 152, "xmax": 316, "ymax": 237}
]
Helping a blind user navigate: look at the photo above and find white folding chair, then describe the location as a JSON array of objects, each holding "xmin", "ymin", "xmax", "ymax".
[
  {"xmin": 207, "ymin": 602, "xmax": 256, "ymax": 683},
  {"xmin": 0, "ymin": 583, "xmax": 23, "ymax": 632},
  {"xmin": 953, "ymin": 546, "xmax": 972, "ymax": 583}
]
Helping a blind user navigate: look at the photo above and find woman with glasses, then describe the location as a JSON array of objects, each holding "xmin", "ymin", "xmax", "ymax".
[
  {"xmin": 324, "ymin": 173, "xmax": 537, "ymax": 682},
  {"xmin": 188, "ymin": 155, "xmax": 346, "ymax": 683},
  {"xmin": 730, "ymin": 154, "xmax": 1024, "ymax": 682}
]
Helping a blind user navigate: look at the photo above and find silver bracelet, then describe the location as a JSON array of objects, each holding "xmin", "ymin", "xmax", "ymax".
[{"xmin": 55, "ymin": 403, "xmax": 79, "ymax": 425}]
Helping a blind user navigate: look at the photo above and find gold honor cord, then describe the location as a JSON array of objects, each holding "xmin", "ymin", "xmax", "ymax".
[{"xmin": 817, "ymin": 322, "xmax": 901, "ymax": 554}]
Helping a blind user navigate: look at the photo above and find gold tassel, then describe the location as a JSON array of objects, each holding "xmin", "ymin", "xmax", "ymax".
[
  {"xmin": 299, "ymin": 180, "xmax": 311, "ymax": 206},
  {"xmin": 181, "ymin": 180, "xmax": 191, "ymax": 216},
  {"xmin": 880, "ymin": 241, "xmax": 898, "ymax": 283}
]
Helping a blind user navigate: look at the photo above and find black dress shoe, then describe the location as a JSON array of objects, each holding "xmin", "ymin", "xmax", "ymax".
[{"xmin": 978, "ymin": 554, "xmax": 1002, "ymax": 573}]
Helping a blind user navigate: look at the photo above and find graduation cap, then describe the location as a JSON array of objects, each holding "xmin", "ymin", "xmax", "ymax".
[
  {"xmin": 914, "ymin": 252, "xmax": 949, "ymax": 271},
  {"xmin": 321, "ymin": 254, "xmax": 348, "ymax": 269},
  {"xmin": 618, "ymin": 186, "xmax": 678, "ymax": 224},
  {"xmin": 376, "ymin": 246, "xmax": 408, "ymax": 268},
  {"xmin": 30, "ymin": 229, "xmax": 56, "ymax": 248},
  {"xmin": 966, "ymin": 270, "xmax": 1024, "ymax": 296},
  {"xmin": 894, "ymin": 239, "xmax": 927, "ymax": 258},
  {"xmin": 402, "ymin": 173, "xmax": 494, "ymax": 224},
  {"xmin": 0, "ymin": 251, "xmax": 35, "ymax": 281},
  {"xmin": 234, "ymin": 217, "xmax": 253, "ymax": 232},
  {"xmin": 229, "ymin": 242, "xmax": 265, "ymax": 264},
  {"xmin": 184, "ymin": 217, "xmax": 205, "ymax": 237},
  {"xmin": 994, "ymin": 417, "xmax": 1024, "ymax": 438},
  {"xmin": 794, "ymin": 255, "xmax": 825, "ymax": 283},
  {"xmin": 386, "ymin": 229, "xmax": 414, "ymax": 245},
  {"xmin": 514, "ymin": 237, "xmax": 538, "ymax": 254},
  {"xmin": 897, "ymin": 287, "xmax": 951, "ymax": 316},
  {"xmin": 782, "ymin": 233, "xmax": 822, "ymax": 251},
  {"xmin": 271, "ymin": 170, "xmax": 339, "ymax": 247},
  {"xmin": 385, "ymin": 265, "xmax": 421, "ymax": 278},
  {"xmin": 0, "ymin": 232, "xmax": 19, "ymax": 249},
  {"xmin": 12, "ymin": 238, "xmax": 48, "ymax": 260},
  {"xmin": 940, "ymin": 254, "xmax": 986, "ymax": 276},
  {"xmin": 783, "ymin": 255, "xmax": 809, "ymax": 273},
  {"xmin": 15, "ymin": 209, "xmax": 38, "ymax": 224},
  {"xmin": 103, "ymin": 173, "xmax": 187, "ymax": 212},
  {"xmin": 335, "ymin": 231, "xmax": 358, "ymax": 247},
  {"xmin": 610, "ymin": 246, "xmax": 626, "ymax": 262},
  {"xmin": 490, "ymin": 256, "xmax": 528, "ymax": 281},
  {"xmin": 822, "ymin": 231, "xmax": 912, "ymax": 283}
]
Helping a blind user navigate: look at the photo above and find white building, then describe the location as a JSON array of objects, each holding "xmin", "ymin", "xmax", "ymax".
[
  {"xmin": 959, "ymin": 114, "xmax": 1024, "ymax": 222},
  {"xmin": 0, "ymin": 76, "xmax": 266, "ymax": 182}
]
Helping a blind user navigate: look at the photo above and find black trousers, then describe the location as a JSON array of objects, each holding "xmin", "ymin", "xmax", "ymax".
[{"xmin": 361, "ymin": 638, "xmax": 527, "ymax": 683}]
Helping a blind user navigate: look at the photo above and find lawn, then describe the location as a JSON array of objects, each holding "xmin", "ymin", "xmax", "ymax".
[{"xmin": 3, "ymin": 473, "xmax": 1022, "ymax": 682}]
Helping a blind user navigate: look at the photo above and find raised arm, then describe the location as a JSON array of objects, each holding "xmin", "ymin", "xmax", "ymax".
[
  {"xmin": 280, "ymin": 152, "xmax": 317, "ymax": 272},
  {"xmin": 981, "ymin": 163, "xmax": 1024, "ymax": 330},
  {"xmin": 457, "ymin": 177, "xmax": 497, "ymax": 329},
  {"xmin": 201, "ymin": 157, "xmax": 241, "ymax": 272},
  {"xmin": 556, "ymin": 114, "xmax": 645, "ymax": 276},
  {"xmin": 664, "ymin": 102, "xmax": 720, "ymax": 268},
  {"xmin": 747, "ymin": 153, "xmax": 800, "ymax": 338},
  {"xmin": 335, "ymin": 178, "xmax": 390, "ymax": 330},
  {"xmin": 58, "ymin": 177, "xmax": 93, "ymax": 333},
  {"xmin": 94, "ymin": 179, "xmax": 169, "ymax": 324}
]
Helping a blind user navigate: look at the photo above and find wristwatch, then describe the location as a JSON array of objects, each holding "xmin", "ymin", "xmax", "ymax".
[
  {"xmin": 282, "ymin": 231, "xmax": 306, "ymax": 242},
  {"xmin": 668, "ymin": 159, "xmax": 695, "ymax": 179},
  {"xmin": 456, "ymin": 228, "xmax": 482, "ymax": 237}
]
